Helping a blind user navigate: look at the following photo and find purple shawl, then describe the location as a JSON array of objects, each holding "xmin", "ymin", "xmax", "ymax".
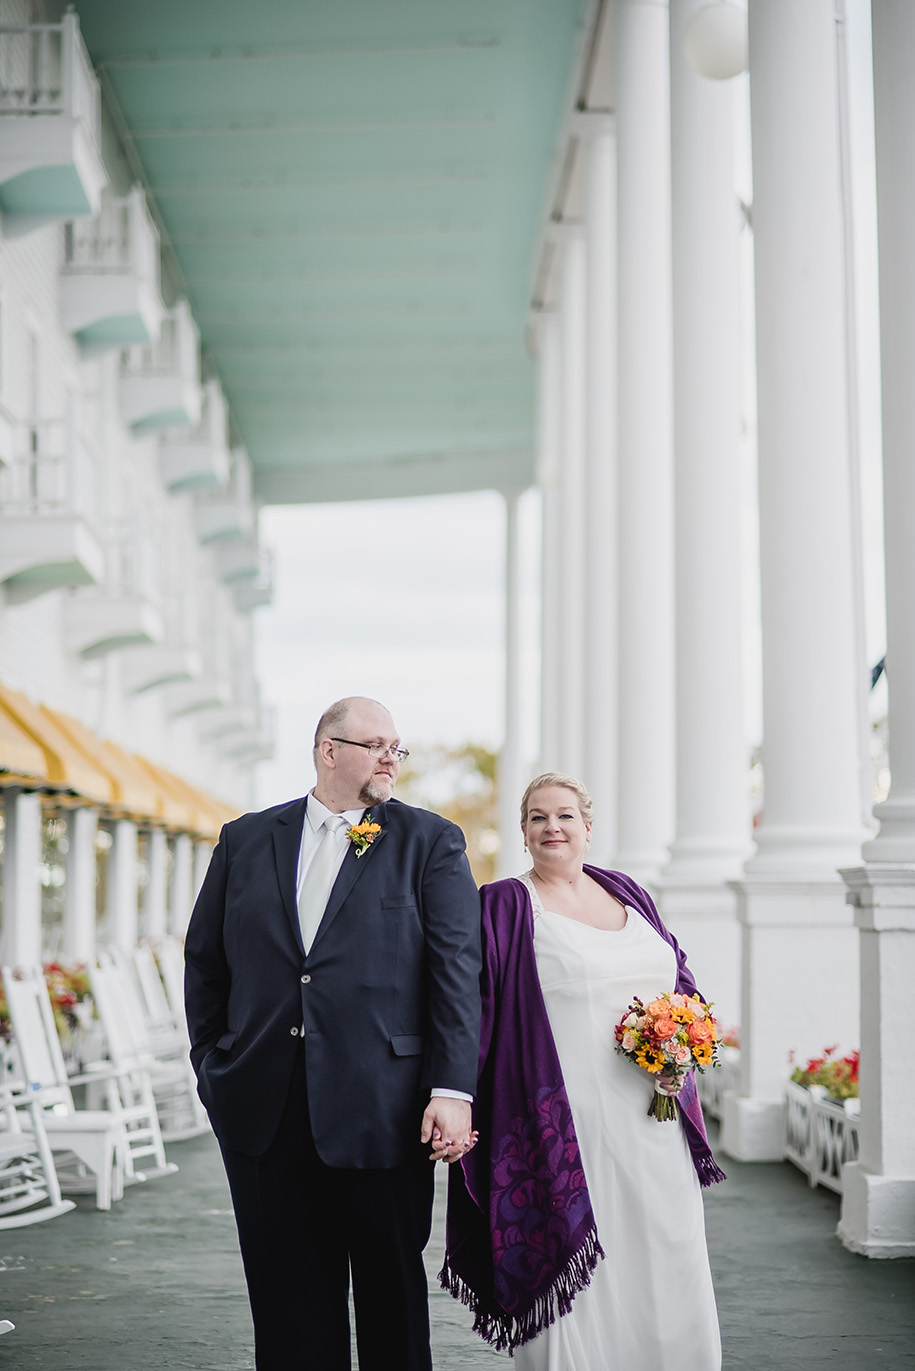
[{"xmin": 439, "ymin": 868, "xmax": 725, "ymax": 1353}]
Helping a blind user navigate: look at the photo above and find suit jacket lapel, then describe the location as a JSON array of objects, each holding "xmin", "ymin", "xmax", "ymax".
[
  {"xmin": 312, "ymin": 804, "xmax": 388, "ymax": 951},
  {"xmin": 273, "ymin": 796, "xmax": 308, "ymax": 953}
]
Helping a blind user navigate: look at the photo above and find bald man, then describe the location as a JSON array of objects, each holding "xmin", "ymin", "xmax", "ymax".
[{"xmin": 185, "ymin": 697, "xmax": 482, "ymax": 1371}]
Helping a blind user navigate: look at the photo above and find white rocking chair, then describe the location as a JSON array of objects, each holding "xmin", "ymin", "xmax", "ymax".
[
  {"xmin": 90, "ymin": 954, "xmax": 207, "ymax": 1142},
  {"xmin": 2, "ymin": 967, "xmax": 175, "ymax": 1209},
  {"xmin": 0, "ymin": 1082, "xmax": 75, "ymax": 1228}
]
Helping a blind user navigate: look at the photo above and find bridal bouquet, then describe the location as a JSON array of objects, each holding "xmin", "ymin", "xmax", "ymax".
[{"xmin": 614, "ymin": 992, "xmax": 721, "ymax": 1121}]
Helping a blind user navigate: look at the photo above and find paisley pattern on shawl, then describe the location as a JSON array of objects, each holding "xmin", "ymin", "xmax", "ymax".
[{"xmin": 490, "ymin": 1084, "xmax": 598, "ymax": 1315}]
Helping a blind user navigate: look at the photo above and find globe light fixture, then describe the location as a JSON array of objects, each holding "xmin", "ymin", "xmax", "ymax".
[{"xmin": 683, "ymin": 2, "xmax": 749, "ymax": 80}]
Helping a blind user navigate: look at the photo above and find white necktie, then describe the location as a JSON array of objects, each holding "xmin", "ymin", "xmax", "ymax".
[{"xmin": 298, "ymin": 814, "xmax": 346, "ymax": 954}]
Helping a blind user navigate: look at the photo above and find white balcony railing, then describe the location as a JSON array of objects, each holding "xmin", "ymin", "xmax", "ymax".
[
  {"xmin": 159, "ymin": 378, "xmax": 231, "ymax": 491},
  {"xmin": 0, "ymin": 417, "xmax": 105, "ymax": 598},
  {"xmin": 119, "ymin": 300, "xmax": 202, "ymax": 430},
  {"xmin": 233, "ymin": 547, "xmax": 275, "ymax": 613},
  {"xmin": 194, "ymin": 448, "xmax": 254, "ymax": 543},
  {"xmin": 0, "ymin": 420, "xmax": 100, "ymax": 522},
  {"xmin": 0, "ymin": 14, "xmax": 106, "ymax": 229},
  {"xmin": 0, "ymin": 13, "xmax": 100, "ymax": 140},
  {"xmin": 64, "ymin": 186, "xmax": 157, "ymax": 276},
  {"xmin": 64, "ymin": 517, "xmax": 165, "ymax": 658}
]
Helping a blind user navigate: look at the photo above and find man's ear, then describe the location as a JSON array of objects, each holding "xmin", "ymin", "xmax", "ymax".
[{"xmin": 317, "ymin": 737, "xmax": 336, "ymax": 769}]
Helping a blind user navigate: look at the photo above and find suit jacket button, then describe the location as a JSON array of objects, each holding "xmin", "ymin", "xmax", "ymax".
[
  {"xmin": 290, "ymin": 1026, "xmax": 299, "ymax": 1036},
  {"xmin": 301, "ymin": 974, "xmax": 311, "ymax": 984}
]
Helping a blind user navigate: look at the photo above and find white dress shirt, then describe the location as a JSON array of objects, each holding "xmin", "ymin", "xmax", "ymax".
[{"xmin": 296, "ymin": 791, "xmax": 471, "ymax": 1104}]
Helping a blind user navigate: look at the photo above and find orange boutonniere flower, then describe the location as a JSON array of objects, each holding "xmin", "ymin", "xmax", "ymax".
[{"xmin": 346, "ymin": 820, "xmax": 382, "ymax": 857}]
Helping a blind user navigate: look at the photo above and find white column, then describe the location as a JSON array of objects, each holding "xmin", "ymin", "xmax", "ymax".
[
  {"xmin": 535, "ymin": 311, "xmax": 561, "ymax": 772},
  {"xmin": 1, "ymin": 790, "xmax": 42, "ymax": 969},
  {"xmin": 555, "ymin": 227, "xmax": 587, "ymax": 780},
  {"xmin": 614, "ymin": 0, "xmax": 675, "ymax": 886},
  {"xmin": 107, "ymin": 818, "xmax": 139, "ymax": 952},
  {"xmin": 143, "ymin": 828, "xmax": 169, "ymax": 940},
  {"xmin": 192, "ymin": 838, "xmax": 214, "ymax": 905},
  {"xmin": 63, "ymin": 806, "xmax": 98, "ymax": 964},
  {"xmin": 497, "ymin": 491, "xmax": 527, "ymax": 877},
  {"xmin": 656, "ymin": 0, "xmax": 749, "ymax": 1028},
  {"xmin": 723, "ymin": 0, "xmax": 867, "ymax": 1161},
  {"xmin": 580, "ymin": 113, "xmax": 618, "ymax": 867},
  {"xmin": 838, "ymin": 0, "xmax": 915, "ymax": 1259},
  {"xmin": 169, "ymin": 832, "xmax": 194, "ymax": 938}
]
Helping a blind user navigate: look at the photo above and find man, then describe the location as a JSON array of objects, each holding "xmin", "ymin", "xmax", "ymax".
[{"xmin": 185, "ymin": 697, "xmax": 482, "ymax": 1371}]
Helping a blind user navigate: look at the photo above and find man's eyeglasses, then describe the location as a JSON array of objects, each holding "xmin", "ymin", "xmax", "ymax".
[{"xmin": 331, "ymin": 738, "xmax": 410, "ymax": 763}]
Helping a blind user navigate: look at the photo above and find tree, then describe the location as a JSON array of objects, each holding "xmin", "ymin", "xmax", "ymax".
[{"xmin": 396, "ymin": 743, "xmax": 499, "ymax": 885}]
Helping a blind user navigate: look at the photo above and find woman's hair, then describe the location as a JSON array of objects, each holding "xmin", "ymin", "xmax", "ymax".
[{"xmin": 520, "ymin": 773, "xmax": 594, "ymax": 827}]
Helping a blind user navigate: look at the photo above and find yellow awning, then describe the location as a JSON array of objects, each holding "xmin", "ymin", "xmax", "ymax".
[
  {"xmin": 0, "ymin": 683, "xmax": 113, "ymax": 806},
  {"xmin": 0, "ymin": 700, "xmax": 47, "ymax": 784},
  {"xmin": 43, "ymin": 709, "xmax": 162, "ymax": 821},
  {"xmin": 156, "ymin": 767, "xmax": 239, "ymax": 840},
  {"xmin": 132, "ymin": 756, "xmax": 201, "ymax": 834}
]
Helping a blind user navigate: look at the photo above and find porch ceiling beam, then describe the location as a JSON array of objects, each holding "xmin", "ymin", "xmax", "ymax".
[
  {"xmin": 97, "ymin": 37, "xmax": 502, "ymax": 70},
  {"xmin": 253, "ymin": 447, "xmax": 533, "ymax": 504},
  {"xmin": 123, "ymin": 116, "xmax": 496, "ymax": 141}
]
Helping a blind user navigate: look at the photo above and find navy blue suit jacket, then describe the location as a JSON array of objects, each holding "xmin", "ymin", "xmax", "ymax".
[{"xmin": 184, "ymin": 796, "xmax": 482, "ymax": 1166}]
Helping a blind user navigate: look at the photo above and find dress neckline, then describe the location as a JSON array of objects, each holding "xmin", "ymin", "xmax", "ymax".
[{"xmin": 521, "ymin": 872, "xmax": 630, "ymax": 933}]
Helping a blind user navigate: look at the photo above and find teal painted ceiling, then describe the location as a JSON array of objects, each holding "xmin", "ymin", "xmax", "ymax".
[{"xmin": 74, "ymin": 0, "xmax": 587, "ymax": 503}]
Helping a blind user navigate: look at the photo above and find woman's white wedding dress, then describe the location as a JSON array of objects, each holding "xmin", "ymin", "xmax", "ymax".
[{"xmin": 513, "ymin": 876, "xmax": 721, "ymax": 1371}]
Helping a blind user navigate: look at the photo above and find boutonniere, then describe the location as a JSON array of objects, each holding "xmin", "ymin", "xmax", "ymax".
[{"xmin": 346, "ymin": 818, "xmax": 382, "ymax": 857}]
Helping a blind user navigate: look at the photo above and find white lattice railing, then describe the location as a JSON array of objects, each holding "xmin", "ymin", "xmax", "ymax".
[
  {"xmin": 784, "ymin": 1080, "xmax": 860, "ymax": 1194},
  {"xmin": 696, "ymin": 1044, "xmax": 740, "ymax": 1121}
]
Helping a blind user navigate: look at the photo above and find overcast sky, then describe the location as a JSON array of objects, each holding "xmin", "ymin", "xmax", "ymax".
[{"xmin": 253, "ymin": 489, "xmax": 541, "ymax": 807}]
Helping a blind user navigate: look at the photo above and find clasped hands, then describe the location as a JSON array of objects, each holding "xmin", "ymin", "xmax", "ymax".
[{"xmin": 420, "ymin": 1098, "xmax": 479, "ymax": 1163}]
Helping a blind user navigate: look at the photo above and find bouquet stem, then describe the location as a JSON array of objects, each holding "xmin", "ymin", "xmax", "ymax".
[{"xmin": 648, "ymin": 1091, "xmax": 680, "ymax": 1122}]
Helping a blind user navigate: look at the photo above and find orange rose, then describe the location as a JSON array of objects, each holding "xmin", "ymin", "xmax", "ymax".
[
  {"xmin": 645, "ymin": 998, "xmax": 669, "ymax": 1019},
  {"xmin": 653, "ymin": 1017, "xmax": 679, "ymax": 1041},
  {"xmin": 688, "ymin": 1019, "xmax": 715, "ymax": 1046}
]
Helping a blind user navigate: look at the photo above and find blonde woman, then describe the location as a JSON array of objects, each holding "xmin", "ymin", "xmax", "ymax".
[{"xmin": 441, "ymin": 773, "xmax": 723, "ymax": 1370}]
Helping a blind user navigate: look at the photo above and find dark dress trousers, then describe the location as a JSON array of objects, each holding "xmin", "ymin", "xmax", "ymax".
[{"xmin": 185, "ymin": 795, "xmax": 482, "ymax": 1371}]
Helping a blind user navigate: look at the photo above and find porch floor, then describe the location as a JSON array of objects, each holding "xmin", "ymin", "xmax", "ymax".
[{"xmin": 0, "ymin": 1124, "xmax": 911, "ymax": 1369}]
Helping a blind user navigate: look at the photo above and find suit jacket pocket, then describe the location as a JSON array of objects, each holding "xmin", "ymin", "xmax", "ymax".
[
  {"xmin": 390, "ymin": 1033, "xmax": 424, "ymax": 1056},
  {"xmin": 215, "ymin": 1029, "xmax": 239, "ymax": 1051}
]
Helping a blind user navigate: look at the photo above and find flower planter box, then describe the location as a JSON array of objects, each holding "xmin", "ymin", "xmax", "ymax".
[{"xmin": 784, "ymin": 1079, "xmax": 860, "ymax": 1195}]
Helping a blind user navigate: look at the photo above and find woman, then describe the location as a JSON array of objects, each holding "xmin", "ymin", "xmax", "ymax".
[{"xmin": 441, "ymin": 773, "xmax": 723, "ymax": 1369}]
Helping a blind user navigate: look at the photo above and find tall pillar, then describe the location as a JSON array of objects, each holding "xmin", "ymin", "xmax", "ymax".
[
  {"xmin": 107, "ymin": 818, "xmax": 139, "ymax": 952},
  {"xmin": 580, "ymin": 113, "xmax": 618, "ymax": 866},
  {"xmin": 555, "ymin": 227, "xmax": 587, "ymax": 780},
  {"xmin": 614, "ymin": 0, "xmax": 676, "ymax": 886},
  {"xmin": 1, "ymin": 789, "xmax": 42, "ymax": 969},
  {"xmin": 63, "ymin": 806, "xmax": 99, "ymax": 964},
  {"xmin": 657, "ymin": 0, "xmax": 749, "ymax": 1028},
  {"xmin": 143, "ymin": 828, "xmax": 169, "ymax": 940},
  {"xmin": 838, "ymin": 0, "xmax": 915, "ymax": 1258},
  {"xmin": 192, "ymin": 838, "xmax": 213, "ymax": 906},
  {"xmin": 535, "ymin": 311, "xmax": 562, "ymax": 771},
  {"xmin": 722, "ymin": 0, "xmax": 867, "ymax": 1161},
  {"xmin": 497, "ymin": 491, "xmax": 527, "ymax": 878},
  {"xmin": 169, "ymin": 832, "xmax": 194, "ymax": 938}
]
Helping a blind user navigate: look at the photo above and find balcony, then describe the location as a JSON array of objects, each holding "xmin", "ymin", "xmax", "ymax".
[
  {"xmin": 0, "ymin": 12, "xmax": 107, "ymax": 235},
  {"xmin": 118, "ymin": 299, "xmax": 202, "ymax": 432},
  {"xmin": 194, "ymin": 447, "xmax": 254, "ymax": 544},
  {"xmin": 119, "ymin": 643, "xmax": 202, "ymax": 695},
  {"xmin": 232, "ymin": 548, "xmax": 275, "ymax": 613},
  {"xmin": 0, "ymin": 420, "xmax": 105, "ymax": 603},
  {"xmin": 164, "ymin": 675, "xmax": 232, "ymax": 720},
  {"xmin": 64, "ymin": 520, "xmax": 164, "ymax": 658},
  {"xmin": 214, "ymin": 533, "xmax": 261, "ymax": 584},
  {"xmin": 222, "ymin": 704, "xmax": 277, "ymax": 765},
  {"xmin": 159, "ymin": 379, "xmax": 231, "ymax": 492},
  {"xmin": 59, "ymin": 186, "xmax": 165, "ymax": 352}
]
